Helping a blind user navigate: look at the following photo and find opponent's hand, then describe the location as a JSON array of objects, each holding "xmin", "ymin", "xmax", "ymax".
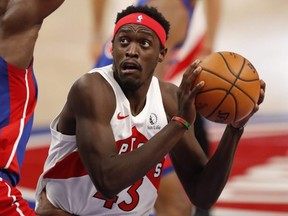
[
  {"xmin": 176, "ymin": 59, "xmax": 205, "ymax": 125},
  {"xmin": 230, "ymin": 79, "xmax": 266, "ymax": 129},
  {"xmin": 36, "ymin": 189, "xmax": 75, "ymax": 216}
]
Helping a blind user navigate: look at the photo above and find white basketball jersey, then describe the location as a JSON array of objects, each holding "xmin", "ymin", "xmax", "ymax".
[{"xmin": 35, "ymin": 65, "xmax": 168, "ymax": 216}]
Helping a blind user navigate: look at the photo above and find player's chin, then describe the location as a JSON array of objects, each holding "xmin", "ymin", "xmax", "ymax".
[{"xmin": 120, "ymin": 77, "xmax": 142, "ymax": 91}]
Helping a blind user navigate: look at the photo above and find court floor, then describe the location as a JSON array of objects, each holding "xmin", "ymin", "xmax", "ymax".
[{"xmin": 209, "ymin": 116, "xmax": 288, "ymax": 215}]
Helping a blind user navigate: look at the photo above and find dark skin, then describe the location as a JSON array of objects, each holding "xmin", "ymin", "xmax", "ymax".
[
  {"xmin": 37, "ymin": 23, "xmax": 265, "ymax": 213},
  {"xmin": 90, "ymin": 1, "xmax": 221, "ymax": 215},
  {"xmin": 0, "ymin": 0, "xmax": 72, "ymax": 215},
  {"xmin": 0, "ymin": 0, "xmax": 65, "ymax": 68}
]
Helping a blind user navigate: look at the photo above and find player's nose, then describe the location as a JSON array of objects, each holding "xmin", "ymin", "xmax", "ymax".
[{"xmin": 125, "ymin": 43, "xmax": 139, "ymax": 58}]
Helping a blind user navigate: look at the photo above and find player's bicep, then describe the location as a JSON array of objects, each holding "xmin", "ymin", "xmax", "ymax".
[
  {"xmin": 68, "ymin": 74, "xmax": 117, "ymax": 173},
  {"xmin": 75, "ymin": 115, "xmax": 117, "ymax": 160},
  {"xmin": 73, "ymin": 94, "xmax": 118, "ymax": 193}
]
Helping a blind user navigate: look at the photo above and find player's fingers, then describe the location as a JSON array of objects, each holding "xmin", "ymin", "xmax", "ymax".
[
  {"xmin": 191, "ymin": 59, "xmax": 201, "ymax": 68},
  {"xmin": 256, "ymin": 79, "xmax": 266, "ymax": 105},
  {"xmin": 258, "ymin": 88, "xmax": 265, "ymax": 105},
  {"xmin": 248, "ymin": 98, "xmax": 261, "ymax": 118},
  {"xmin": 180, "ymin": 60, "xmax": 201, "ymax": 92},
  {"xmin": 191, "ymin": 80, "xmax": 205, "ymax": 97},
  {"xmin": 187, "ymin": 65, "xmax": 202, "ymax": 89},
  {"xmin": 179, "ymin": 69, "xmax": 190, "ymax": 91},
  {"xmin": 182, "ymin": 59, "xmax": 200, "ymax": 78},
  {"xmin": 231, "ymin": 96, "xmax": 261, "ymax": 128},
  {"xmin": 260, "ymin": 79, "xmax": 266, "ymax": 91}
]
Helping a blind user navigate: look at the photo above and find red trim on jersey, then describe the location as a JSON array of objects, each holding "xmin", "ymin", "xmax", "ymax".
[
  {"xmin": 163, "ymin": 155, "xmax": 172, "ymax": 170},
  {"xmin": 43, "ymin": 151, "xmax": 87, "ymax": 179},
  {"xmin": 1, "ymin": 63, "xmax": 37, "ymax": 177},
  {"xmin": 44, "ymin": 127, "xmax": 165, "ymax": 191},
  {"xmin": 116, "ymin": 126, "xmax": 164, "ymax": 190},
  {"xmin": 0, "ymin": 178, "xmax": 36, "ymax": 215}
]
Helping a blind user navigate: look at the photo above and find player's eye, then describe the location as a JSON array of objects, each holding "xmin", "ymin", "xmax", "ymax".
[
  {"xmin": 120, "ymin": 38, "xmax": 129, "ymax": 45},
  {"xmin": 141, "ymin": 40, "xmax": 150, "ymax": 48}
]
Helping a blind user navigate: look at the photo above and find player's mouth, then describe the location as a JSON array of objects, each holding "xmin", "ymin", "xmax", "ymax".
[{"xmin": 121, "ymin": 61, "xmax": 142, "ymax": 73}]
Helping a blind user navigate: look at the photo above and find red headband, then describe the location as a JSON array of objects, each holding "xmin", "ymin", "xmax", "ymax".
[{"xmin": 113, "ymin": 13, "xmax": 166, "ymax": 46}]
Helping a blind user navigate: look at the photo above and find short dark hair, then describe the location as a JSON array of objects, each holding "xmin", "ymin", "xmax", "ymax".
[{"xmin": 115, "ymin": 5, "xmax": 170, "ymax": 42}]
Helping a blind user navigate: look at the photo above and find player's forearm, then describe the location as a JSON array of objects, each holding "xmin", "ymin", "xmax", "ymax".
[
  {"xmin": 4, "ymin": 0, "xmax": 65, "ymax": 29},
  {"xmin": 187, "ymin": 124, "xmax": 243, "ymax": 209},
  {"xmin": 89, "ymin": 121, "xmax": 188, "ymax": 199}
]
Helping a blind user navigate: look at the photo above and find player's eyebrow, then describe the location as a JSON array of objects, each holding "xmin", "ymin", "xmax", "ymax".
[{"xmin": 118, "ymin": 25, "xmax": 154, "ymax": 37}]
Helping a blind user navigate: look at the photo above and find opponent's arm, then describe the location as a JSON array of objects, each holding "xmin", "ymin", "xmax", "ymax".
[
  {"xmin": 36, "ymin": 190, "xmax": 75, "ymax": 216},
  {"xmin": 0, "ymin": 0, "xmax": 65, "ymax": 68},
  {"xmin": 3, "ymin": 0, "xmax": 65, "ymax": 30}
]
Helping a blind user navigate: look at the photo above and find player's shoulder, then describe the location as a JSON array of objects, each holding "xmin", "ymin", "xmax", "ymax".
[
  {"xmin": 159, "ymin": 80, "xmax": 179, "ymax": 116},
  {"xmin": 67, "ymin": 71, "xmax": 116, "ymax": 116},
  {"xmin": 159, "ymin": 80, "xmax": 178, "ymax": 96},
  {"xmin": 71, "ymin": 71, "xmax": 110, "ymax": 97}
]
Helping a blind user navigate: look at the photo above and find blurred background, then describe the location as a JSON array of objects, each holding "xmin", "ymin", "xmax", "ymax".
[{"xmin": 21, "ymin": 0, "xmax": 288, "ymax": 215}]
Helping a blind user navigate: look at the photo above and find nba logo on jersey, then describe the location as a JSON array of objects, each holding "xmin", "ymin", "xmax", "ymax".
[{"xmin": 137, "ymin": 14, "xmax": 143, "ymax": 22}]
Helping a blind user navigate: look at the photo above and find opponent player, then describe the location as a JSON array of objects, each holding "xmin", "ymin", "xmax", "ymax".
[
  {"xmin": 0, "ymin": 1, "xmax": 71, "ymax": 215},
  {"xmin": 90, "ymin": 0, "xmax": 220, "ymax": 215},
  {"xmin": 35, "ymin": 5, "xmax": 265, "ymax": 216}
]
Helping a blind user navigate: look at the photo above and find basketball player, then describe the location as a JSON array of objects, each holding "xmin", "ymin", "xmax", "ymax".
[
  {"xmin": 35, "ymin": 5, "xmax": 265, "ymax": 216},
  {"xmin": 0, "ymin": 1, "xmax": 72, "ymax": 215},
  {"xmin": 90, "ymin": 0, "xmax": 220, "ymax": 215}
]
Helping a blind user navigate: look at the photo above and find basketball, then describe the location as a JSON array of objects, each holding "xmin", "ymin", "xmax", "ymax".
[{"xmin": 194, "ymin": 51, "xmax": 261, "ymax": 124}]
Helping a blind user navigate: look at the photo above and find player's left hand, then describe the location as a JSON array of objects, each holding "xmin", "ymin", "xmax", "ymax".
[{"xmin": 230, "ymin": 79, "xmax": 266, "ymax": 129}]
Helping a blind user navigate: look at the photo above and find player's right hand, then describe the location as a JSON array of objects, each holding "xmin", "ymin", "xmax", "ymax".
[{"xmin": 176, "ymin": 59, "xmax": 205, "ymax": 125}]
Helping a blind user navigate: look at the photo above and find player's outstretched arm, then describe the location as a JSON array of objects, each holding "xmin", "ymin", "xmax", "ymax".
[
  {"xmin": 2, "ymin": 0, "xmax": 65, "ymax": 28},
  {"xmin": 0, "ymin": 0, "xmax": 65, "ymax": 68}
]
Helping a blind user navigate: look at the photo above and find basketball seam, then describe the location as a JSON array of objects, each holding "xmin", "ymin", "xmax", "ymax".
[
  {"xmin": 204, "ymin": 53, "xmax": 250, "ymax": 122},
  {"xmin": 199, "ymin": 69, "xmax": 258, "ymax": 104},
  {"xmin": 220, "ymin": 53, "xmax": 258, "ymax": 101},
  {"xmin": 226, "ymin": 53, "xmax": 245, "ymax": 122},
  {"xmin": 227, "ymin": 57, "xmax": 258, "ymax": 103},
  {"xmin": 199, "ymin": 53, "xmax": 258, "ymax": 113}
]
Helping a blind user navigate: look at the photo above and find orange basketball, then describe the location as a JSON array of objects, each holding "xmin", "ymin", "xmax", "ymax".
[{"xmin": 194, "ymin": 51, "xmax": 261, "ymax": 124}]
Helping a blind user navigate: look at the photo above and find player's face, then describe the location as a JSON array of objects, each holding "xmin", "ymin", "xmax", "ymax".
[{"xmin": 112, "ymin": 24, "xmax": 166, "ymax": 90}]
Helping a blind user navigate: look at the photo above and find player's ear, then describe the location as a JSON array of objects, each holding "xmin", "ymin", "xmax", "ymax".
[
  {"xmin": 111, "ymin": 39, "xmax": 114, "ymax": 52},
  {"xmin": 158, "ymin": 48, "xmax": 167, "ymax": 62}
]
